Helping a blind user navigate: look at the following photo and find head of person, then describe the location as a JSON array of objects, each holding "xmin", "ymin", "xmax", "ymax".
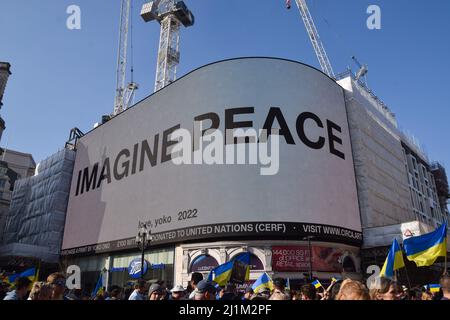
[
  {"xmin": 29, "ymin": 281, "xmax": 53, "ymax": 300},
  {"xmin": 190, "ymin": 272, "xmax": 203, "ymax": 290},
  {"xmin": 244, "ymin": 287, "xmax": 254, "ymax": 300},
  {"xmin": 148, "ymin": 283, "xmax": 164, "ymax": 300},
  {"xmin": 440, "ymin": 275, "xmax": 450, "ymax": 299},
  {"xmin": 409, "ymin": 287, "xmax": 421, "ymax": 300},
  {"xmin": 194, "ymin": 280, "xmax": 216, "ymax": 300},
  {"xmin": 15, "ymin": 277, "xmax": 32, "ymax": 299},
  {"xmin": 273, "ymin": 278, "xmax": 285, "ymax": 291},
  {"xmin": 220, "ymin": 284, "xmax": 236, "ymax": 300},
  {"xmin": 421, "ymin": 289, "xmax": 433, "ymax": 300},
  {"xmin": 328, "ymin": 281, "xmax": 342, "ymax": 300},
  {"xmin": 335, "ymin": 279, "xmax": 370, "ymax": 300},
  {"xmin": 135, "ymin": 279, "xmax": 147, "ymax": 294},
  {"xmin": 170, "ymin": 285, "xmax": 185, "ymax": 300},
  {"xmin": 270, "ymin": 291, "xmax": 289, "ymax": 300},
  {"xmin": 47, "ymin": 272, "xmax": 66, "ymax": 300},
  {"xmin": 369, "ymin": 277, "xmax": 399, "ymax": 300},
  {"xmin": 300, "ymin": 284, "xmax": 316, "ymax": 300},
  {"xmin": 110, "ymin": 286, "xmax": 122, "ymax": 300}
]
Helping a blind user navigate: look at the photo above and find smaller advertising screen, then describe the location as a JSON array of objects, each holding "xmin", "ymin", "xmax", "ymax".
[{"xmin": 272, "ymin": 246, "xmax": 357, "ymax": 272}]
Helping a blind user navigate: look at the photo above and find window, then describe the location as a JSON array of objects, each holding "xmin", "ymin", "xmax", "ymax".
[
  {"xmin": 231, "ymin": 252, "xmax": 264, "ymax": 271},
  {"xmin": 190, "ymin": 255, "xmax": 219, "ymax": 273}
]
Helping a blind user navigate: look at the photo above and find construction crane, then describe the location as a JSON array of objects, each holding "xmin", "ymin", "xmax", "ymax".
[
  {"xmin": 140, "ymin": 0, "xmax": 194, "ymax": 92},
  {"xmin": 286, "ymin": 0, "xmax": 335, "ymax": 79},
  {"xmin": 113, "ymin": 0, "xmax": 139, "ymax": 117},
  {"xmin": 352, "ymin": 56, "xmax": 369, "ymax": 83}
]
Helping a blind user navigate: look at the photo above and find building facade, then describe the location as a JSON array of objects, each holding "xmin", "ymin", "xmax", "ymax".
[{"xmin": 4, "ymin": 58, "xmax": 448, "ymax": 290}]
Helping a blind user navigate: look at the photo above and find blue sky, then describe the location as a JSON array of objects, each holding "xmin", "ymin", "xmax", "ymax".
[{"xmin": 1, "ymin": 0, "xmax": 449, "ymax": 172}]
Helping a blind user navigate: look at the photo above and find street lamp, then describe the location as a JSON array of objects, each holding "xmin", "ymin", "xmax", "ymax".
[
  {"xmin": 136, "ymin": 221, "xmax": 152, "ymax": 279},
  {"xmin": 303, "ymin": 236, "xmax": 315, "ymax": 281}
]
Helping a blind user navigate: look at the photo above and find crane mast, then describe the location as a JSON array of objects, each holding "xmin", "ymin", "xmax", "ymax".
[
  {"xmin": 114, "ymin": 0, "xmax": 138, "ymax": 117},
  {"xmin": 141, "ymin": 0, "xmax": 194, "ymax": 92},
  {"xmin": 290, "ymin": 0, "xmax": 335, "ymax": 79}
]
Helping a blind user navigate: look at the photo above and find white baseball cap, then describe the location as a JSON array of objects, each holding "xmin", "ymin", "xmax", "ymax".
[{"xmin": 170, "ymin": 285, "xmax": 185, "ymax": 293}]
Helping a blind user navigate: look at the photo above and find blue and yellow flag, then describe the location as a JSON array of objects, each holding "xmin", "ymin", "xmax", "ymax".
[
  {"xmin": 7, "ymin": 267, "xmax": 37, "ymax": 285},
  {"xmin": 403, "ymin": 223, "xmax": 447, "ymax": 267},
  {"xmin": 312, "ymin": 279, "xmax": 322, "ymax": 289},
  {"xmin": 252, "ymin": 273, "xmax": 273, "ymax": 293},
  {"xmin": 92, "ymin": 273, "xmax": 104, "ymax": 298},
  {"xmin": 210, "ymin": 261, "xmax": 234, "ymax": 286},
  {"xmin": 428, "ymin": 284, "xmax": 441, "ymax": 293},
  {"xmin": 379, "ymin": 239, "xmax": 405, "ymax": 279}
]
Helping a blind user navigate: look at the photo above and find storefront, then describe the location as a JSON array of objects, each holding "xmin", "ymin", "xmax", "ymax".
[
  {"xmin": 175, "ymin": 240, "xmax": 361, "ymax": 290},
  {"xmin": 61, "ymin": 246, "xmax": 175, "ymax": 294}
]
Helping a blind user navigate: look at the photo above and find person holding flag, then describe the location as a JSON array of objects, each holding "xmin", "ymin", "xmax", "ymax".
[
  {"xmin": 3, "ymin": 277, "xmax": 32, "ymax": 300},
  {"xmin": 91, "ymin": 272, "xmax": 105, "ymax": 299},
  {"xmin": 379, "ymin": 238, "xmax": 405, "ymax": 279},
  {"xmin": 403, "ymin": 222, "xmax": 447, "ymax": 268},
  {"xmin": 207, "ymin": 253, "xmax": 251, "ymax": 287},
  {"xmin": 252, "ymin": 272, "xmax": 274, "ymax": 295}
]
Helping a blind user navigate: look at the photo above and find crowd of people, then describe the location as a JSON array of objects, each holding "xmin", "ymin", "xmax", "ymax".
[{"xmin": 1, "ymin": 271, "xmax": 449, "ymax": 301}]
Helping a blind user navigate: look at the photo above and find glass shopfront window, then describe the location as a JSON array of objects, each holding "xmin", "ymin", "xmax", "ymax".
[{"xmin": 109, "ymin": 247, "xmax": 175, "ymax": 294}]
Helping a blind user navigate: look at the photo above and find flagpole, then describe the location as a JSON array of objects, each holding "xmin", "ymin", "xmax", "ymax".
[
  {"xmin": 444, "ymin": 251, "xmax": 448, "ymax": 276},
  {"xmin": 403, "ymin": 264, "xmax": 412, "ymax": 289}
]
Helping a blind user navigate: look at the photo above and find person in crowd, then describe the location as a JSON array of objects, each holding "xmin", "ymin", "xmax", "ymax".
[
  {"xmin": 335, "ymin": 279, "xmax": 370, "ymax": 300},
  {"xmin": 421, "ymin": 289, "xmax": 433, "ymax": 300},
  {"xmin": 28, "ymin": 281, "xmax": 53, "ymax": 300},
  {"xmin": 47, "ymin": 272, "xmax": 67, "ymax": 300},
  {"xmin": 327, "ymin": 280, "xmax": 343, "ymax": 300},
  {"xmin": 169, "ymin": 285, "xmax": 185, "ymax": 300},
  {"xmin": 188, "ymin": 272, "xmax": 204, "ymax": 300},
  {"xmin": 440, "ymin": 274, "xmax": 450, "ymax": 300},
  {"xmin": 242, "ymin": 287, "xmax": 254, "ymax": 300},
  {"xmin": 148, "ymin": 283, "xmax": 165, "ymax": 300},
  {"xmin": 291, "ymin": 290, "xmax": 302, "ymax": 300},
  {"xmin": 193, "ymin": 280, "xmax": 217, "ymax": 301},
  {"xmin": 128, "ymin": 279, "xmax": 147, "ymax": 300},
  {"xmin": 105, "ymin": 286, "xmax": 122, "ymax": 300},
  {"xmin": 269, "ymin": 278, "xmax": 289, "ymax": 300},
  {"xmin": 409, "ymin": 287, "xmax": 422, "ymax": 300},
  {"xmin": 300, "ymin": 283, "xmax": 316, "ymax": 300},
  {"xmin": 369, "ymin": 277, "xmax": 400, "ymax": 300},
  {"xmin": 0, "ymin": 282, "xmax": 9, "ymax": 300},
  {"xmin": 251, "ymin": 288, "xmax": 271, "ymax": 300},
  {"xmin": 3, "ymin": 277, "xmax": 32, "ymax": 300},
  {"xmin": 65, "ymin": 287, "xmax": 83, "ymax": 300},
  {"xmin": 219, "ymin": 284, "xmax": 237, "ymax": 300}
]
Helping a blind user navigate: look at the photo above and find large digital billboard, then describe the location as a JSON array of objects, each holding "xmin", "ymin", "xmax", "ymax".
[{"xmin": 62, "ymin": 58, "xmax": 362, "ymax": 255}]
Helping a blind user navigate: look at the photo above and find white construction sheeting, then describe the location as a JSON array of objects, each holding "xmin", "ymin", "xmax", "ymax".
[{"xmin": 0, "ymin": 149, "xmax": 75, "ymax": 263}]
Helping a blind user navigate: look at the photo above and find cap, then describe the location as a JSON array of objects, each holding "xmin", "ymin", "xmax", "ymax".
[
  {"xmin": 170, "ymin": 285, "xmax": 185, "ymax": 293},
  {"xmin": 196, "ymin": 280, "xmax": 217, "ymax": 294},
  {"xmin": 148, "ymin": 283, "xmax": 163, "ymax": 296}
]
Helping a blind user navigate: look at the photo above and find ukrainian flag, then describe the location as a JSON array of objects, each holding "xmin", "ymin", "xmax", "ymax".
[
  {"xmin": 379, "ymin": 239, "xmax": 405, "ymax": 279},
  {"xmin": 252, "ymin": 273, "xmax": 273, "ymax": 293},
  {"xmin": 210, "ymin": 261, "xmax": 234, "ymax": 286},
  {"xmin": 92, "ymin": 273, "xmax": 104, "ymax": 298},
  {"xmin": 7, "ymin": 267, "xmax": 37, "ymax": 284},
  {"xmin": 403, "ymin": 223, "xmax": 447, "ymax": 267},
  {"xmin": 428, "ymin": 284, "xmax": 441, "ymax": 293},
  {"xmin": 312, "ymin": 279, "xmax": 322, "ymax": 289}
]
